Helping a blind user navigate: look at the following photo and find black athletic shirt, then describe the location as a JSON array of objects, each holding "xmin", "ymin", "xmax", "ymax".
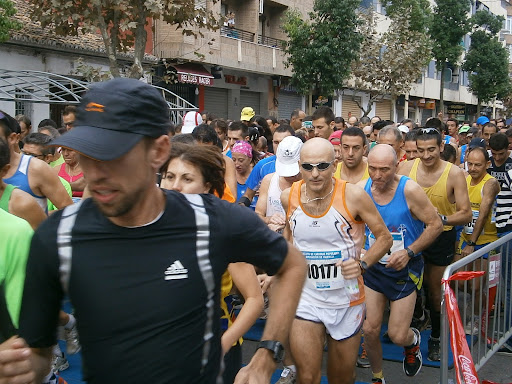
[{"xmin": 19, "ymin": 190, "xmax": 288, "ymax": 384}]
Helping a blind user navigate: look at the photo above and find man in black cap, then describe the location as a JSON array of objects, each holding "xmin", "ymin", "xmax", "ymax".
[{"xmin": 14, "ymin": 78, "xmax": 306, "ymax": 384}]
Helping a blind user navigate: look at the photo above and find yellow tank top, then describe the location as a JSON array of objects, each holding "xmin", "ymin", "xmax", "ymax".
[
  {"xmin": 410, "ymin": 158, "xmax": 455, "ymax": 231},
  {"xmin": 219, "ymin": 271, "xmax": 243, "ymax": 345},
  {"xmin": 461, "ymin": 174, "xmax": 497, "ymax": 245},
  {"xmin": 334, "ymin": 162, "xmax": 370, "ymax": 183}
]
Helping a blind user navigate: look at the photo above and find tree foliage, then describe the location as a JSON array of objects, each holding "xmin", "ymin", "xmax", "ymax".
[
  {"xmin": 282, "ymin": 0, "xmax": 362, "ymax": 97},
  {"xmin": 350, "ymin": 7, "xmax": 431, "ymax": 116},
  {"xmin": 381, "ymin": 0, "xmax": 431, "ymax": 32},
  {"xmin": 0, "ymin": 0, "xmax": 21, "ymax": 42},
  {"xmin": 27, "ymin": 0, "xmax": 222, "ymax": 79},
  {"xmin": 463, "ymin": 11, "xmax": 511, "ymax": 108}
]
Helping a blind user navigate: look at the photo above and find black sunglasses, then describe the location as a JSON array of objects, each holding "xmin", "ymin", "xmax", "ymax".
[
  {"xmin": 21, "ymin": 150, "xmax": 44, "ymax": 159},
  {"xmin": 301, "ymin": 161, "xmax": 333, "ymax": 171}
]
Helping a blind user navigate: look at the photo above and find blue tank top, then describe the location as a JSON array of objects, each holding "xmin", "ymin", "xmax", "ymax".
[
  {"xmin": 364, "ymin": 176, "xmax": 424, "ymax": 269},
  {"xmin": 3, "ymin": 155, "xmax": 47, "ymax": 213},
  {"xmin": 444, "ymin": 135, "xmax": 453, "ymax": 144},
  {"xmin": 460, "ymin": 144, "xmax": 468, "ymax": 164}
]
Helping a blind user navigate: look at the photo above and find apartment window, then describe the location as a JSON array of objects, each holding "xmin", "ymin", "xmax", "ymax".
[
  {"xmin": 508, "ymin": 45, "xmax": 512, "ymax": 63},
  {"xmin": 427, "ymin": 60, "xmax": 436, "ymax": 79},
  {"xmin": 506, "ymin": 16, "xmax": 512, "ymax": 34},
  {"xmin": 15, "ymin": 88, "xmax": 33, "ymax": 119}
]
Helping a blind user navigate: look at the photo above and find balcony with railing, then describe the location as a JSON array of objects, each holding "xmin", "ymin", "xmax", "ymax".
[
  {"xmin": 220, "ymin": 26, "xmax": 255, "ymax": 43},
  {"xmin": 257, "ymin": 35, "xmax": 285, "ymax": 48}
]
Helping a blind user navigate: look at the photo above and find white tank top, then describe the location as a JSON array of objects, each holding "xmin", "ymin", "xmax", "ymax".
[
  {"xmin": 287, "ymin": 179, "xmax": 365, "ymax": 309},
  {"xmin": 266, "ymin": 173, "xmax": 285, "ymax": 218}
]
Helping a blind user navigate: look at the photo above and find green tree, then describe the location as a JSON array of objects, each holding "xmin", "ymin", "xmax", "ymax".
[
  {"xmin": 350, "ymin": 7, "xmax": 431, "ymax": 118},
  {"xmin": 430, "ymin": 0, "xmax": 472, "ymax": 114},
  {"xmin": 282, "ymin": 0, "xmax": 362, "ymax": 109},
  {"xmin": 0, "ymin": 0, "xmax": 21, "ymax": 42},
  {"xmin": 382, "ymin": 0, "xmax": 431, "ymax": 32},
  {"xmin": 463, "ymin": 11, "xmax": 512, "ymax": 115},
  {"xmin": 27, "ymin": 0, "xmax": 222, "ymax": 79}
]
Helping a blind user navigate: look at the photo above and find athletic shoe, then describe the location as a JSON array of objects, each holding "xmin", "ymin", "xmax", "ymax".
[
  {"xmin": 43, "ymin": 371, "xmax": 68, "ymax": 384},
  {"xmin": 427, "ymin": 337, "xmax": 441, "ymax": 362},
  {"xmin": 52, "ymin": 353, "xmax": 69, "ymax": 374},
  {"xmin": 403, "ymin": 328, "xmax": 422, "ymax": 376},
  {"xmin": 276, "ymin": 367, "xmax": 296, "ymax": 384},
  {"xmin": 411, "ymin": 310, "xmax": 431, "ymax": 332},
  {"xmin": 371, "ymin": 378, "xmax": 386, "ymax": 384},
  {"xmin": 464, "ymin": 316, "xmax": 479, "ymax": 336},
  {"xmin": 497, "ymin": 344, "xmax": 512, "ymax": 356},
  {"xmin": 65, "ymin": 323, "xmax": 81, "ymax": 354},
  {"xmin": 357, "ymin": 342, "xmax": 371, "ymax": 368}
]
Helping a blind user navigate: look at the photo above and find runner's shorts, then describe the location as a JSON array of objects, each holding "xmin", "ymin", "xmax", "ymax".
[
  {"xmin": 295, "ymin": 302, "xmax": 365, "ymax": 341},
  {"xmin": 423, "ymin": 228, "xmax": 457, "ymax": 266}
]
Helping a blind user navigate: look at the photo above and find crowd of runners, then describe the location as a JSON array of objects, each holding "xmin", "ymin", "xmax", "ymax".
[{"xmin": 0, "ymin": 77, "xmax": 511, "ymax": 384}]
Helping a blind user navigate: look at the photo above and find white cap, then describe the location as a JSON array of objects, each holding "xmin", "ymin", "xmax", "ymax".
[
  {"xmin": 275, "ymin": 136, "xmax": 303, "ymax": 177},
  {"xmin": 398, "ymin": 125, "xmax": 409, "ymax": 134},
  {"xmin": 182, "ymin": 111, "xmax": 203, "ymax": 134}
]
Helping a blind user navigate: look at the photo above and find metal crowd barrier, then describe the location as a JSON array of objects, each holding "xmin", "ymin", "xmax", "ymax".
[{"xmin": 441, "ymin": 232, "xmax": 512, "ymax": 383}]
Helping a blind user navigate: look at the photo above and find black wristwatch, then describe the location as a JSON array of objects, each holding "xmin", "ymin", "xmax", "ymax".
[
  {"xmin": 359, "ymin": 259, "xmax": 368, "ymax": 274},
  {"xmin": 258, "ymin": 340, "xmax": 285, "ymax": 363},
  {"xmin": 467, "ymin": 241, "xmax": 477, "ymax": 246},
  {"xmin": 406, "ymin": 247, "xmax": 415, "ymax": 258}
]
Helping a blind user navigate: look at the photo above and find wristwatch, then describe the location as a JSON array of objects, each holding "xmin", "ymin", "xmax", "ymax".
[
  {"xmin": 358, "ymin": 259, "xmax": 368, "ymax": 275},
  {"xmin": 467, "ymin": 241, "xmax": 477, "ymax": 246},
  {"xmin": 440, "ymin": 214, "xmax": 448, "ymax": 225},
  {"xmin": 406, "ymin": 247, "xmax": 415, "ymax": 258},
  {"xmin": 258, "ymin": 340, "xmax": 285, "ymax": 363}
]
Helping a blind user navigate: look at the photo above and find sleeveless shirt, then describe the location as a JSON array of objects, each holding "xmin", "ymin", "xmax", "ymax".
[
  {"xmin": 266, "ymin": 173, "xmax": 285, "ymax": 218},
  {"xmin": 3, "ymin": 155, "xmax": 47, "ymax": 213},
  {"xmin": 0, "ymin": 184, "xmax": 15, "ymax": 213},
  {"xmin": 409, "ymin": 158, "xmax": 455, "ymax": 231},
  {"xmin": 461, "ymin": 174, "xmax": 498, "ymax": 244},
  {"xmin": 287, "ymin": 179, "xmax": 365, "ymax": 308}
]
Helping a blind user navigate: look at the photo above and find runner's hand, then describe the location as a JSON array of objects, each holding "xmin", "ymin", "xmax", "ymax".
[
  {"xmin": 338, "ymin": 258, "xmax": 361, "ymax": 279},
  {"xmin": 234, "ymin": 349, "xmax": 276, "ymax": 383},
  {"xmin": 258, "ymin": 274, "xmax": 273, "ymax": 294},
  {"xmin": 0, "ymin": 337, "xmax": 35, "ymax": 384},
  {"xmin": 386, "ymin": 249, "xmax": 409, "ymax": 271},
  {"xmin": 461, "ymin": 244, "xmax": 474, "ymax": 258}
]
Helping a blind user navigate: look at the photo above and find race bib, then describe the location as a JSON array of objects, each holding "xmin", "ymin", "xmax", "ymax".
[
  {"xmin": 368, "ymin": 231, "xmax": 405, "ymax": 264},
  {"xmin": 464, "ymin": 210, "xmax": 479, "ymax": 235},
  {"xmin": 303, "ymin": 250, "xmax": 343, "ymax": 290}
]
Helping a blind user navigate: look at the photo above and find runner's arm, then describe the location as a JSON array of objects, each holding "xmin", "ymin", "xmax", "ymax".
[
  {"xmin": 386, "ymin": 180, "xmax": 443, "ymax": 271},
  {"xmin": 29, "ymin": 347, "xmax": 52, "ymax": 383},
  {"xmin": 222, "ymin": 263, "xmax": 264, "ymax": 353},
  {"xmin": 255, "ymin": 174, "xmax": 272, "ymax": 223},
  {"xmin": 224, "ymin": 156, "xmax": 237, "ymax": 200},
  {"xmin": 31, "ymin": 160, "xmax": 73, "ymax": 209},
  {"xmin": 342, "ymin": 184, "xmax": 392, "ymax": 277},
  {"xmin": 445, "ymin": 166, "xmax": 472, "ymax": 226}
]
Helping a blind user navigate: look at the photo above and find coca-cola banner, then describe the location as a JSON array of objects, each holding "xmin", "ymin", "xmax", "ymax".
[{"xmin": 443, "ymin": 271, "xmax": 484, "ymax": 384}]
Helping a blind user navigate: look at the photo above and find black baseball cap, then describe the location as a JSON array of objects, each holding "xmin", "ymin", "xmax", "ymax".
[
  {"xmin": 468, "ymin": 138, "xmax": 487, "ymax": 149},
  {"xmin": 50, "ymin": 78, "xmax": 170, "ymax": 161}
]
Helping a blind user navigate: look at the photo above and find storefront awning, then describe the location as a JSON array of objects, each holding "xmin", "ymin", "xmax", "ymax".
[{"xmin": 172, "ymin": 63, "xmax": 214, "ymax": 86}]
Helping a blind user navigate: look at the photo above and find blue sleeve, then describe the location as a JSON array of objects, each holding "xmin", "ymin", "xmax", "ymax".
[{"xmin": 246, "ymin": 160, "xmax": 264, "ymax": 190}]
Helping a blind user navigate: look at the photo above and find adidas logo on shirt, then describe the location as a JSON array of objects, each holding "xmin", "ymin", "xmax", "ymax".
[{"xmin": 165, "ymin": 260, "xmax": 188, "ymax": 280}]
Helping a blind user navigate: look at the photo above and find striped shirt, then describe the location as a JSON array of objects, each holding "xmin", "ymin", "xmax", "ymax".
[{"xmin": 488, "ymin": 157, "xmax": 512, "ymax": 232}]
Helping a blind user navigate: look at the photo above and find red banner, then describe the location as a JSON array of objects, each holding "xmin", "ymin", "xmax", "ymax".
[{"xmin": 443, "ymin": 271, "xmax": 484, "ymax": 384}]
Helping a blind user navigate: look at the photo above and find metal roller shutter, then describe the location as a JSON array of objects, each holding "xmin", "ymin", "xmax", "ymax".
[
  {"xmin": 375, "ymin": 99, "xmax": 391, "ymax": 120},
  {"xmin": 204, "ymin": 87, "xmax": 228, "ymax": 119},
  {"xmin": 240, "ymin": 91, "xmax": 261, "ymax": 116},
  {"xmin": 278, "ymin": 92, "xmax": 302, "ymax": 120},
  {"xmin": 342, "ymin": 96, "xmax": 361, "ymax": 120}
]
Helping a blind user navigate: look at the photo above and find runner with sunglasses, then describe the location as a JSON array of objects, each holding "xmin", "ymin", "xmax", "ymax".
[
  {"xmin": 281, "ymin": 138, "xmax": 392, "ymax": 384},
  {"xmin": 398, "ymin": 127, "xmax": 471, "ymax": 361}
]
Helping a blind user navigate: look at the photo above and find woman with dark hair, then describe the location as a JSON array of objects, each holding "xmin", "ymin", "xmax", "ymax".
[
  {"xmin": 159, "ymin": 143, "xmax": 263, "ymax": 384},
  {"xmin": 213, "ymin": 119, "xmax": 229, "ymax": 154},
  {"xmin": 251, "ymin": 115, "xmax": 273, "ymax": 153}
]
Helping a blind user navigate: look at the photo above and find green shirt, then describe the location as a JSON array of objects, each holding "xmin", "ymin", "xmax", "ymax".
[
  {"xmin": 48, "ymin": 177, "xmax": 72, "ymax": 212},
  {"xmin": 0, "ymin": 209, "xmax": 33, "ymax": 329},
  {"xmin": 49, "ymin": 154, "xmax": 65, "ymax": 168}
]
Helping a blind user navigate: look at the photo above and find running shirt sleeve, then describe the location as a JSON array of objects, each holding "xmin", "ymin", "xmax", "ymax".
[
  {"xmin": 18, "ymin": 218, "xmax": 64, "ymax": 348},
  {"xmin": 245, "ymin": 160, "xmax": 264, "ymax": 191},
  {"xmin": 210, "ymin": 198, "xmax": 288, "ymax": 276}
]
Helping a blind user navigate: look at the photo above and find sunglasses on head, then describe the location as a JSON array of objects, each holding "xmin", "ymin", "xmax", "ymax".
[
  {"xmin": 301, "ymin": 161, "xmax": 333, "ymax": 171},
  {"xmin": 420, "ymin": 128, "xmax": 440, "ymax": 135}
]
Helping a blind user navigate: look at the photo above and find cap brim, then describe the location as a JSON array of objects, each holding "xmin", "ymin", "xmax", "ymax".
[
  {"xmin": 276, "ymin": 159, "xmax": 300, "ymax": 177},
  {"xmin": 49, "ymin": 126, "xmax": 144, "ymax": 161},
  {"xmin": 181, "ymin": 126, "xmax": 195, "ymax": 134}
]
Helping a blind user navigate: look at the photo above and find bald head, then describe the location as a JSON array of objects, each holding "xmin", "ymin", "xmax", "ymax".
[
  {"xmin": 301, "ymin": 137, "xmax": 335, "ymax": 162},
  {"xmin": 369, "ymin": 144, "xmax": 397, "ymax": 166}
]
